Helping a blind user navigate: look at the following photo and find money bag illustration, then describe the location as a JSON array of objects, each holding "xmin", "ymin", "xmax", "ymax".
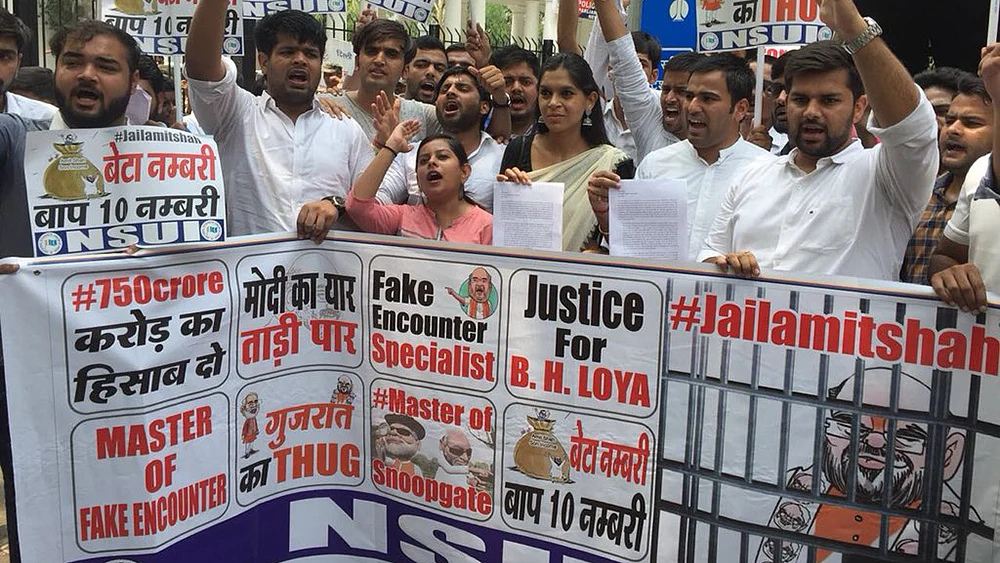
[
  {"xmin": 513, "ymin": 410, "xmax": 572, "ymax": 483},
  {"xmin": 43, "ymin": 135, "xmax": 105, "ymax": 200},
  {"xmin": 114, "ymin": 0, "xmax": 157, "ymax": 15}
]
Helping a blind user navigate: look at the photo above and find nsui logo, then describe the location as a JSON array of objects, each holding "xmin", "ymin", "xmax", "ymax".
[
  {"xmin": 202, "ymin": 220, "xmax": 223, "ymax": 241},
  {"xmin": 223, "ymin": 37, "xmax": 241, "ymax": 54},
  {"xmin": 700, "ymin": 32, "xmax": 719, "ymax": 50},
  {"xmin": 669, "ymin": 0, "xmax": 689, "ymax": 21},
  {"xmin": 37, "ymin": 232, "xmax": 63, "ymax": 256}
]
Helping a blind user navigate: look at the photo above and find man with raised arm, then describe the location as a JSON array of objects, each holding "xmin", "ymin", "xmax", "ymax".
[
  {"xmin": 698, "ymin": 0, "xmax": 938, "ymax": 282},
  {"xmin": 185, "ymin": 5, "xmax": 371, "ymax": 241}
]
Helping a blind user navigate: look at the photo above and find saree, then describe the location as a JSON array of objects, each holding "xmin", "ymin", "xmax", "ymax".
[{"xmin": 526, "ymin": 144, "xmax": 630, "ymax": 252}]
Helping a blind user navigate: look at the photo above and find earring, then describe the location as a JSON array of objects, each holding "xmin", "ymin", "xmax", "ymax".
[
  {"xmin": 583, "ymin": 107, "xmax": 593, "ymax": 127},
  {"xmin": 537, "ymin": 114, "xmax": 545, "ymax": 124}
]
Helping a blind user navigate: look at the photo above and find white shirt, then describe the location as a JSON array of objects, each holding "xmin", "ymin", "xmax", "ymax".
[
  {"xmin": 637, "ymin": 138, "xmax": 773, "ymax": 260},
  {"xmin": 186, "ymin": 58, "xmax": 373, "ymax": 236},
  {"xmin": 942, "ymin": 153, "xmax": 990, "ymax": 247},
  {"xmin": 606, "ymin": 34, "xmax": 679, "ymax": 164},
  {"xmin": 768, "ymin": 126, "xmax": 789, "ymax": 155},
  {"xmin": 375, "ymin": 131, "xmax": 504, "ymax": 212},
  {"xmin": 603, "ymin": 99, "xmax": 637, "ymax": 163},
  {"xmin": 4, "ymin": 92, "xmax": 57, "ymax": 120},
  {"xmin": 697, "ymin": 90, "xmax": 939, "ymax": 281}
]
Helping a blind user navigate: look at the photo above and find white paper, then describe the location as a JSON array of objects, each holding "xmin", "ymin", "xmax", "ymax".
[
  {"xmin": 608, "ymin": 179, "xmax": 687, "ymax": 260},
  {"xmin": 491, "ymin": 181, "xmax": 563, "ymax": 251}
]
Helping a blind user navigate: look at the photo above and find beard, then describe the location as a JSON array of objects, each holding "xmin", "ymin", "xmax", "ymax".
[
  {"xmin": 439, "ymin": 108, "xmax": 481, "ymax": 133},
  {"xmin": 384, "ymin": 440, "xmax": 419, "ymax": 461},
  {"xmin": 823, "ymin": 440, "xmax": 924, "ymax": 508},
  {"xmin": 792, "ymin": 119, "xmax": 851, "ymax": 158},
  {"xmin": 55, "ymin": 86, "xmax": 131, "ymax": 128}
]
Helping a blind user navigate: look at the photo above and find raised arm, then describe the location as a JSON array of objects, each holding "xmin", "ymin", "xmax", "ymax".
[
  {"xmin": 185, "ymin": 0, "xmax": 227, "ymax": 81},
  {"xmin": 594, "ymin": 0, "xmax": 627, "ymax": 41},
  {"xmin": 819, "ymin": 0, "xmax": 916, "ymax": 127},
  {"xmin": 557, "ymin": 0, "xmax": 582, "ymax": 55}
]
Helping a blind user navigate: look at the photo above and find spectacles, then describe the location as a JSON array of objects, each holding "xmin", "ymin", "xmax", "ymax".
[
  {"xmin": 447, "ymin": 446, "xmax": 472, "ymax": 457},
  {"xmin": 765, "ymin": 82, "xmax": 785, "ymax": 97},
  {"xmin": 389, "ymin": 424, "xmax": 414, "ymax": 438},
  {"xmin": 825, "ymin": 418, "xmax": 926, "ymax": 455}
]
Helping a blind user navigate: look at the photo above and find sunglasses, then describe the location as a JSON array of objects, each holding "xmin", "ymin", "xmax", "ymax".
[
  {"xmin": 447, "ymin": 446, "xmax": 472, "ymax": 457},
  {"xmin": 389, "ymin": 424, "xmax": 414, "ymax": 438}
]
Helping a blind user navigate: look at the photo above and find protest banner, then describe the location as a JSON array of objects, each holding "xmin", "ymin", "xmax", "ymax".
[
  {"xmin": 696, "ymin": 0, "xmax": 832, "ymax": 53},
  {"xmin": 365, "ymin": 0, "xmax": 433, "ymax": 23},
  {"xmin": 23, "ymin": 126, "xmax": 226, "ymax": 257},
  {"xmin": 102, "ymin": 0, "xmax": 243, "ymax": 55},
  {"xmin": 0, "ymin": 233, "xmax": 998, "ymax": 562},
  {"xmin": 242, "ymin": 0, "xmax": 345, "ymax": 22}
]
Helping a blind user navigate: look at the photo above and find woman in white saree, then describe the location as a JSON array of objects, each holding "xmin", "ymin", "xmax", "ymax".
[{"xmin": 497, "ymin": 52, "xmax": 635, "ymax": 252}]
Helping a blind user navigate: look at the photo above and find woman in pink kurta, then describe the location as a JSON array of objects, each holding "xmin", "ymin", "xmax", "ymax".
[{"xmin": 347, "ymin": 120, "xmax": 493, "ymax": 245}]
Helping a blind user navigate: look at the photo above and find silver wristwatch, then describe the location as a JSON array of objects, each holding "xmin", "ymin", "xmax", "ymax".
[{"xmin": 842, "ymin": 17, "xmax": 882, "ymax": 55}]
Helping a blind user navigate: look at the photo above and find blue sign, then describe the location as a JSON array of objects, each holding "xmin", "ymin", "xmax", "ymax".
[{"xmin": 640, "ymin": 0, "xmax": 696, "ymax": 84}]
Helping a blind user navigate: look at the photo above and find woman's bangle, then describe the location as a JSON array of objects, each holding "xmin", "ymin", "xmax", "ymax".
[{"xmin": 381, "ymin": 145, "xmax": 399, "ymax": 158}]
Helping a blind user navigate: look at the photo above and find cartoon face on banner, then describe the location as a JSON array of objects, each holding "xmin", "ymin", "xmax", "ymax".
[
  {"xmin": 369, "ymin": 379, "xmax": 497, "ymax": 521},
  {"xmin": 366, "ymin": 255, "xmax": 502, "ymax": 392},
  {"xmin": 235, "ymin": 371, "xmax": 364, "ymax": 507}
]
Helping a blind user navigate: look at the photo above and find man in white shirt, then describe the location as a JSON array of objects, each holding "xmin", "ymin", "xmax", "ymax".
[
  {"xmin": 376, "ymin": 66, "xmax": 504, "ymax": 212},
  {"xmin": 589, "ymin": 54, "xmax": 773, "ymax": 259},
  {"xmin": 590, "ymin": 0, "xmax": 695, "ymax": 164},
  {"xmin": 698, "ymin": 0, "xmax": 938, "ymax": 282},
  {"xmin": 0, "ymin": 21, "xmax": 145, "ymax": 563},
  {"xmin": 186, "ymin": 5, "xmax": 372, "ymax": 241},
  {"xmin": 401, "ymin": 35, "xmax": 448, "ymax": 105},
  {"xmin": 0, "ymin": 9, "xmax": 57, "ymax": 120},
  {"xmin": 601, "ymin": 31, "xmax": 662, "ymax": 163},
  {"xmin": 929, "ymin": 46, "xmax": 1000, "ymax": 315}
]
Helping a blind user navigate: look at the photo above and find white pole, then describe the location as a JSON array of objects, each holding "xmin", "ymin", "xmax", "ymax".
[
  {"xmin": 990, "ymin": 0, "xmax": 999, "ymax": 45},
  {"xmin": 173, "ymin": 55, "xmax": 183, "ymax": 125},
  {"xmin": 753, "ymin": 47, "xmax": 764, "ymax": 127}
]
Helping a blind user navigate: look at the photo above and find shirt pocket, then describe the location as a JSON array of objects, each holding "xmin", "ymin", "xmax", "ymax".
[{"xmin": 794, "ymin": 197, "xmax": 857, "ymax": 252}]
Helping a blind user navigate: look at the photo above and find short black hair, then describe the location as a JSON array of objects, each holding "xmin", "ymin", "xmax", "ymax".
[
  {"xmin": 489, "ymin": 45, "xmax": 540, "ymax": 78},
  {"xmin": 764, "ymin": 54, "xmax": 778, "ymax": 66},
  {"xmin": 435, "ymin": 64, "xmax": 490, "ymax": 106},
  {"xmin": 785, "ymin": 40, "xmax": 863, "ymax": 100},
  {"xmin": 50, "ymin": 20, "xmax": 141, "ymax": 74},
  {"xmin": 254, "ymin": 9, "xmax": 326, "ymax": 57},
  {"xmin": 0, "ymin": 8, "xmax": 30, "ymax": 54},
  {"xmin": 446, "ymin": 44, "xmax": 469, "ymax": 55},
  {"xmin": 405, "ymin": 34, "xmax": 446, "ymax": 65},
  {"xmin": 8, "ymin": 66, "xmax": 54, "ymax": 103},
  {"xmin": 914, "ymin": 66, "xmax": 967, "ymax": 96},
  {"xmin": 956, "ymin": 73, "xmax": 992, "ymax": 106},
  {"xmin": 352, "ymin": 19, "xmax": 410, "ymax": 57},
  {"xmin": 418, "ymin": 134, "xmax": 470, "ymax": 166},
  {"xmin": 631, "ymin": 31, "xmax": 661, "ymax": 68},
  {"xmin": 772, "ymin": 49, "xmax": 793, "ymax": 80},
  {"xmin": 663, "ymin": 51, "xmax": 703, "ymax": 73},
  {"xmin": 689, "ymin": 52, "xmax": 754, "ymax": 110},
  {"xmin": 138, "ymin": 54, "xmax": 166, "ymax": 92}
]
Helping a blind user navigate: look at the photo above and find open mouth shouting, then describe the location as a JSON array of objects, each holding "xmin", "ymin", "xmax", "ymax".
[
  {"xmin": 287, "ymin": 67, "xmax": 310, "ymax": 89},
  {"xmin": 687, "ymin": 117, "xmax": 707, "ymax": 133},
  {"xmin": 442, "ymin": 98, "xmax": 461, "ymax": 117},
  {"xmin": 71, "ymin": 85, "xmax": 102, "ymax": 111},
  {"xmin": 800, "ymin": 123, "xmax": 827, "ymax": 142}
]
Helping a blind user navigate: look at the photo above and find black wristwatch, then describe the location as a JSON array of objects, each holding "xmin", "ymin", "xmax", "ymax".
[{"xmin": 323, "ymin": 195, "xmax": 347, "ymax": 214}]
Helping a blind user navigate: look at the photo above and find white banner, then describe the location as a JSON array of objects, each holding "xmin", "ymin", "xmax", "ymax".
[
  {"xmin": 103, "ymin": 0, "xmax": 244, "ymax": 55},
  {"xmin": 24, "ymin": 126, "xmax": 226, "ymax": 257},
  {"xmin": 696, "ymin": 0, "xmax": 832, "ymax": 53}
]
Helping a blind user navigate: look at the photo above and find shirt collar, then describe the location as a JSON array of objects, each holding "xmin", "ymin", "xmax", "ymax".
[
  {"xmin": 260, "ymin": 90, "xmax": 320, "ymax": 116},
  {"xmin": 468, "ymin": 131, "xmax": 496, "ymax": 159},
  {"xmin": 682, "ymin": 137, "xmax": 743, "ymax": 165},
  {"xmin": 784, "ymin": 138, "xmax": 863, "ymax": 169},
  {"xmin": 933, "ymin": 171, "xmax": 954, "ymax": 195}
]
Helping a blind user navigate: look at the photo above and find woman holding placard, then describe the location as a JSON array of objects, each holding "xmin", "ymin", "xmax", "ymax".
[{"xmin": 498, "ymin": 53, "xmax": 634, "ymax": 252}]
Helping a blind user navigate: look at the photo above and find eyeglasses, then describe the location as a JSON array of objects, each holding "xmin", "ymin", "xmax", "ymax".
[
  {"xmin": 765, "ymin": 82, "xmax": 784, "ymax": 97},
  {"xmin": 825, "ymin": 418, "xmax": 926, "ymax": 455},
  {"xmin": 389, "ymin": 424, "xmax": 414, "ymax": 438},
  {"xmin": 447, "ymin": 446, "xmax": 472, "ymax": 457}
]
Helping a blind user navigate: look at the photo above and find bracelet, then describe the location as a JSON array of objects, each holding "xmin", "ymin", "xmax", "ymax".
[{"xmin": 381, "ymin": 145, "xmax": 399, "ymax": 158}]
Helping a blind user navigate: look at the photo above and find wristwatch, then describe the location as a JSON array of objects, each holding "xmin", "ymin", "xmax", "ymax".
[
  {"xmin": 493, "ymin": 93, "xmax": 511, "ymax": 107},
  {"xmin": 323, "ymin": 195, "xmax": 347, "ymax": 215},
  {"xmin": 841, "ymin": 17, "xmax": 882, "ymax": 55}
]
